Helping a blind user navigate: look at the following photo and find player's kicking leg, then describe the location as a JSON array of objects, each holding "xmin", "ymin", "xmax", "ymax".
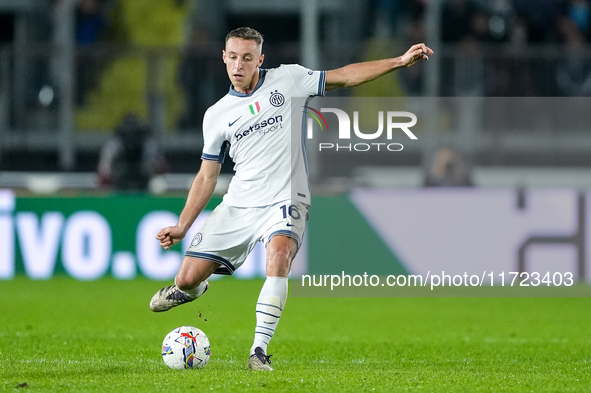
[
  {"xmin": 247, "ymin": 235, "xmax": 297, "ymax": 371},
  {"xmin": 150, "ymin": 256, "xmax": 219, "ymax": 312}
]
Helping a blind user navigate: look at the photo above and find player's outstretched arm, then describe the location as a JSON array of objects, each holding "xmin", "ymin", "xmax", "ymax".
[
  {"xmin": 325, "ymin": 43, "xmax": 433, "ymax": 91},
  {"xmin": 156, "ymin": 160, "xmax": 221, "ymax": 250}
]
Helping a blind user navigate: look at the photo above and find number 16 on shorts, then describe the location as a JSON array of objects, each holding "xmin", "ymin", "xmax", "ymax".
[{"xmin": 280, "ymin": 204, "xmax": 301, "ymax": 221}]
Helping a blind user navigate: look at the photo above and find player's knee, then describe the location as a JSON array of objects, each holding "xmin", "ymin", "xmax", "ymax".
[{"xmin": 175, "ymin": 274, "xmax": 199, "ymax": 291}]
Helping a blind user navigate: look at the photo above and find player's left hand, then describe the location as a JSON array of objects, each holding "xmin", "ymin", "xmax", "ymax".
[{"xmin": 401, "ymin": 43, "xmax": 434, "ymax": 68}]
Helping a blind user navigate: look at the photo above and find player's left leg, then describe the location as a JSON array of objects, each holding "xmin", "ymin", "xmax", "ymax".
[{"xmin": 247, "ymin": 234, "xmax": 298, "ymax": 371}]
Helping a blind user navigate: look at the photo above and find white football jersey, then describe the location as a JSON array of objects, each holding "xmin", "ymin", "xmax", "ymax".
[{"xmin": 201, "ymin": 64, "xmax": 326, "ymax": 207}]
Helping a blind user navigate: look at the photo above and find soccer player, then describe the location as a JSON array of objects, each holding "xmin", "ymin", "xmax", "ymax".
[{"xmin": 150, "ymin": 27, "xmax": 433, "ymax": 370}]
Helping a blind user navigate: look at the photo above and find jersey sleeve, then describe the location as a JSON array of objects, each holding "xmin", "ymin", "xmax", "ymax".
[
  {"xmin": 201, "ymin": 108, "xmax": 229, "ymax": 163},
  {"xmin": 283, "ymin": 64, "xmax": 326, "ymax": 97}
]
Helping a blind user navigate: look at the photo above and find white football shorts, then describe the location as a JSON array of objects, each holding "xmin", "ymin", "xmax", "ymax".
[{"xmin": 185, "ymin": 200, "xmax": 309, "ymax": 275}]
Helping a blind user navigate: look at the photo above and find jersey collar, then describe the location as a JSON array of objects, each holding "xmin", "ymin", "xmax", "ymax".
[{"xmin": 228, "ymin": 69, "xmax": 267, "ymax": 97}]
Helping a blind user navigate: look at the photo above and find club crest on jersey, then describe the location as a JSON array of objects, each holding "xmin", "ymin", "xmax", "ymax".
[
  {"xmin": 269, "ymin": 90, "xmax": 285, "ymax": 107},
  {"xmin": 191, "ymin": 233, "xmax": 203, "ymax": 246},
  {"xmin": 249, "ymin": 101, "xmax": 261, "ymax": 115}
]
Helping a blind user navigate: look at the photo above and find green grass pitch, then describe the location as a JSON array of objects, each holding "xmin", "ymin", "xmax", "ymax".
[{"xmin": 1, "ymin": 277, "xmax": 590, "ymax": 392}]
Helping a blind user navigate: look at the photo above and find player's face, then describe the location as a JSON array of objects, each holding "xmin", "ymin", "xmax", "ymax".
[{"xmin": 223, "ymin": 38, "xmax": 264, "ymax": 94}]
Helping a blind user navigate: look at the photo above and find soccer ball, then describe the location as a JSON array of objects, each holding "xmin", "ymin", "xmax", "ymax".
[{"xmin": 161, "ymin": 326, "xmax": 211, "ymax": 369}]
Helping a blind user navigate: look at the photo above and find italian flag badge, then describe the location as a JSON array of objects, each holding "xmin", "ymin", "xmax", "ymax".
[{"xmin": 249, "ymin": 101, "xmax": 261, "ymax": 115}]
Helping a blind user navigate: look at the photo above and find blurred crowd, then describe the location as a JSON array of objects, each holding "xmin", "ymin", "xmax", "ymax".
[
  {"xmin": 61, "ymin": 0, "xmax": 591, "ymax": 126},
  {"xmin": 2, "ymin": 0, "xmax": 589, "ymax": 175},
  {"xmin": 373, "ymin": 0, "xmax": 591, "ymax": 44},
  {"xmin": 374, "ymin": 0, "xmax": 591, "ymax": 96},
  {"xmin": 74, "ymin": 0, "xmax": 110, "ymax": 105},
  {"xmin": 441, "ymin": 0, "xmax": 590, "ymax": 45}
]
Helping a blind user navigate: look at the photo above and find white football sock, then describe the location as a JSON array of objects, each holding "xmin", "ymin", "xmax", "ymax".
[
  {"xmin": 174, "ymin": 279, "xmax": 208, "ymax": 299},
  {"xmin": 251, "ymin": 276, "xmax": 288, "ymax": 355}
]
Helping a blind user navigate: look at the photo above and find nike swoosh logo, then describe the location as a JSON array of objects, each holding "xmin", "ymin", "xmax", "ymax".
[
  {"xmin": 286, "ymin": 223, "xmax": 295, "ymax": 227},
  {"xmin": 229, "ymin": 116, "xmax": 242, "ymax": 127}
]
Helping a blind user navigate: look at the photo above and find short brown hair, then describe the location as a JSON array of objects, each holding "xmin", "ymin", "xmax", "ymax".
[{"xmin": 225, "ymin": 27, "xmax": 264, "ymax": 45}]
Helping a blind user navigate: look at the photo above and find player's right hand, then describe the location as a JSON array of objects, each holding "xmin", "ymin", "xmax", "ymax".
[{"xmin": 156, "ymin": 226, "xmax": 185, "ymax": 250}]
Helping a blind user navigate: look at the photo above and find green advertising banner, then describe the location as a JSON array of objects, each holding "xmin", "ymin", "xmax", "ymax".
[
  {"xmin": 0, "ymin": 192, "xmax": 222, "ymax": 280},
  {"xmin": 0, "ymin": 190, "xmax": 404, "ymax": 281},
  {"xmin": 3, "ymin": 188, "xmax": 588, "ymax": 290}
]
